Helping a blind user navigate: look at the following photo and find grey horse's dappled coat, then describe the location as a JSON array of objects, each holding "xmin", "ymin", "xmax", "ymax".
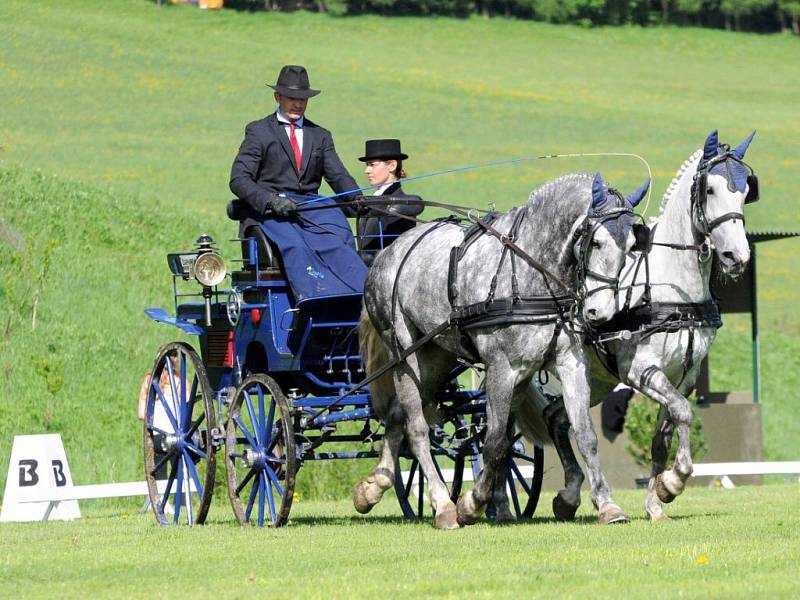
[{"xmin": 356, "ymin": 173, "xmax": 633, "ymax": 527}]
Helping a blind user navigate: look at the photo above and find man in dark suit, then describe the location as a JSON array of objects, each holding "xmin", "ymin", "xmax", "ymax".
[
  {"xmin": 230, "ymin": 65, "xmax": 359, "ymax": 223},
  {"xmin": 356, "ymin": 139, "xmax": 423, "ymax": 265}
]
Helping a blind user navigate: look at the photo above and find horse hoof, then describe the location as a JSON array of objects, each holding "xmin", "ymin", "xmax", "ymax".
[
  {"xmin": 598, "ymin": 503, "xmax": 629, "ymax": 525},
  {"xmin": 655, "ymin": 474, "xmax": 677, "ymax": 504},
  {"xmin": 352, "ymin": 481, "xmax": 376, "ymax": 515},
  {"xmin": 456, "ymin": 493, "xmax": 481, "ymax": 526},
  {"xmin": 648, "ymin": 508, "xmax": 671, "ymax": 522},
  {"xmin": 552, "ymin": 493, "xmax": 579, "ymax": 522},
  {"xmin": 493, "ymin": 509, "xmax": 516, "ymax": 525},
  {"xmin": 434, "ymin": 504, "xmax": 461, "ymax": 530}
]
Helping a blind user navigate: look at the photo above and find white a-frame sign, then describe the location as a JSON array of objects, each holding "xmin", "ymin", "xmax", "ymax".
[{"xmin": 1, "ymin": 434, "xmax": 81, "ymax": 522}]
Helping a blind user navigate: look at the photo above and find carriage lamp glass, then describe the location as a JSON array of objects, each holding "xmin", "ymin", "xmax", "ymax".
[{"xmin": 193, "ymin": 252, "xmax": 226, "ymax": 287}]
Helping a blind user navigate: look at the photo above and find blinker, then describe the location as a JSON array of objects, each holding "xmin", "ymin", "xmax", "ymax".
[
  {"xmin": 632, "ymin": 223, "xmax": 652, "ymax": 253},
  {"xmin": 745, "ymin": 175, "xmax": 759, "ymax": 204}
]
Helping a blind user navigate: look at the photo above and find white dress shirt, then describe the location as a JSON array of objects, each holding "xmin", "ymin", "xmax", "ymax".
[{"xmin": 276, "ymin": 108, "xmax": 304, "ymax": 153}]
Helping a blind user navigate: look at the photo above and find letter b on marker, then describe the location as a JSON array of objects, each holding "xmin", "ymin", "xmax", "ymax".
[{"xmin": 18, "ymin": 459, "xmax": 39, "ymax": 487}]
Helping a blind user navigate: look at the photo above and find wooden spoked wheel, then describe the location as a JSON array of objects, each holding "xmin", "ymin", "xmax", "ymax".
[
  {"xmin": 224, "ymin": 374, "xmax": 297, "ymax": 527},
  {"xmin": 143, "ymin": 342, "xmax": 217, "ymax": 526}
]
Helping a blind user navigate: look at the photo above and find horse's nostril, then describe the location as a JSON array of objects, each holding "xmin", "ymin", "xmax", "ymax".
[
  {"xmin": 722, "ymin": 251, "xmax": 737, "ymax": 263},
  {"xmin": 586, "ymin": 308, "xmax": 598, "ymax": 319}
]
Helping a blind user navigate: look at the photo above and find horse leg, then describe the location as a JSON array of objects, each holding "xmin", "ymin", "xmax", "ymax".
[
  {"xmin": 353, "ymin": 402, "xmax": 404, "ymax": 514},
  {"xmin": 544, "ymin": 399, "xmax": 585, "ymax": 521},
  {"xmin": 555, "ymin": 344, "xmax": 627, "ymax": 524},
  {"xmin": 636, "ymin": 368, "xmax": 694, "ymax": 503},
  {"xmin": 644, "ymin": 405, "xmax": 673, "ymax": 521},
  {"xmin": 393, "ymin": 359, "xmax": 460, "ymax": 530},
  {"xmin": 489, "ymin": 423, "xmax": 517, "ymax": 524},
  {"xmin": 457, "ymin": 362, "xmax": 514, "ymax": 526}
]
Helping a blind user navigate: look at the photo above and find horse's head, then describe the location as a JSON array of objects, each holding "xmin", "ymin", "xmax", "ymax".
[
  {"xmin": 574, "ymin": 173, "xmax": 650, "ymax": 324},
  {"xmin": 693, "ymin": 130, "xmax": 756, "ymax": 277}
]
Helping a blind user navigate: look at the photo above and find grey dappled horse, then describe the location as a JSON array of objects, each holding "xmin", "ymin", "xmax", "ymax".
[
  {"xmin": 517, "ymin": 130, "xmax": 756, "ymax": 521},
  {"xmin": 356, "ymin": 173, "xmax": 648, "ymax": 528}
]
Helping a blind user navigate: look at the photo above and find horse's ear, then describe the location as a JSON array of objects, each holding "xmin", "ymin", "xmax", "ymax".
[
  {"xmin": 703, "ymin": 130, "xmax": 719, "ymax": 161},
  {"xmin": 625, "ymin": 178, "xmax": 651, "ymax": 208},
  {"xmin": 732, "ymin": 130, "xmax": 756, "ymax": 160},
  {"xmin": 591, "ymin": 173, "xmax": 605, "ymax": 210}
]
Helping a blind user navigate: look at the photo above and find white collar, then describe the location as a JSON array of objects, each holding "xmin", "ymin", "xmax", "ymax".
[
  {"xmin": 276, "ymin": 109, "xmax": 304, "ymax": 128},
  {"xmin": 373, "ymin": 182, "xmax": 396, "ymax": 196}
]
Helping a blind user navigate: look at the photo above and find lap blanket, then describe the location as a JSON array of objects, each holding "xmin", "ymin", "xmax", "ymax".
[{"xmin": 256, "ymin": 196, "xmax": 367, "ymax": 302}]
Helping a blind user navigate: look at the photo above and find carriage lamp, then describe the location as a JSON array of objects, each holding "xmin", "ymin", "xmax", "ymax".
[{"xmin": 192, "ymin": 235, "xmax": 227, "ymax": 326}]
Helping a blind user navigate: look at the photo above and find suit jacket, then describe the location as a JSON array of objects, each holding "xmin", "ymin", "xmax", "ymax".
[
  {"xmin": 357, "ymin": 182, "xmax": 423, "ymax": 252},
  {"xmin": 230, "ymin": 113, "xmax": 358, "ymax": 228}
]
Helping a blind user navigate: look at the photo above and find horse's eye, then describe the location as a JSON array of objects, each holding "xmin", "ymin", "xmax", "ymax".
[
  {"xmin": 706, "ymin": 187, "xmax": 715, "ymax": 195},
  {"xmin": 590, "ymin": 239, "xmax": 601, "ymax": 249}
]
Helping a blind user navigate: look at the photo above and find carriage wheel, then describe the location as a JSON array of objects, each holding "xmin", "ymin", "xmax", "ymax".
[
  {"xmin": 224, "ymin": 374, "xmax": 296, "ymax": 527},
  {"xmin": 143, "ymin": 342, "xmax": 217, "ymax": 526},
  {"xmin": 505, "ymin": 433, "xmax": 544, "ymax": 519},
  {"xmin": 468, "ymin": 433, "xmax": 544, "ymax": 520}
]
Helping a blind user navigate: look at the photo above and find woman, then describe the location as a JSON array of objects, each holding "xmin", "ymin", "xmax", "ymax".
[{"xmin": 357, "ymin": 139, "xmax": 424, "ymax": 265}]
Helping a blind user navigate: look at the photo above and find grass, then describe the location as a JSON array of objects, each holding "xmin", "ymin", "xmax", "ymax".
[
  {"xmin": 1, "ymin": 0, "xmax": 799, "ymax": 497},
  {"xmin": 1, "ymin": 486, "xmax": 799, "ymax": 598}
]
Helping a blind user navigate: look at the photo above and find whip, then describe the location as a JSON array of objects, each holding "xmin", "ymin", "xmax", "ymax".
[{"xmin": 296, "ymin": 151, "xmax": 653, "ymax": 213}]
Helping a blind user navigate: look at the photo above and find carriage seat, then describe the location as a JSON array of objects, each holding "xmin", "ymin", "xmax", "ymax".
[
  {"xmin": 227, "ymin": 199, "xmax": 281, "ymax": 271},
  {"xmin": 226, "ymin": 198, "xmax": 368, "ymax": 303}
]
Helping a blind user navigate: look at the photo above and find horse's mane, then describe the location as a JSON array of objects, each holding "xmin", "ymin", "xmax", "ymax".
[
  {"xmin": 658, "ymin": 149, "xmax": 702, "ymax": 217},
  {"xmin": 526, "ymin": 172, "xmax": 593, "ymax": 221},
  {"xmin": 518, "ymin": 173, "xmax": 594, "ymax": 276}
]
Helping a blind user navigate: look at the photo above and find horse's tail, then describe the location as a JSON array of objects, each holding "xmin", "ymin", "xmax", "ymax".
[
  {"xmin": 359, "ymin": 308, "xmax": 395, "ymax": 420},
  {"xmin": 514, "ymin": 383, "xmax": 554, "ymax": 447}
]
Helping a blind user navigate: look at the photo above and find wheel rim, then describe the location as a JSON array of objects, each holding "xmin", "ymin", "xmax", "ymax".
[
  {"xmin": 143, "ymin": 342, "xmax": 216, "ymax": 526},
  {"xmin": 225, "ymin": 374, "xmax": 296, "ymax": 527}
]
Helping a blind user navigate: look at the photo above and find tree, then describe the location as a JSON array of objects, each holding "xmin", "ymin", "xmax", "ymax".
[
  {"xmin": 720, "ymin": 0, "xmax": 774, "ymax": 30},
  {"xmin": 779, "ymin": 0, "xmax": 800, "ymax": 32}
]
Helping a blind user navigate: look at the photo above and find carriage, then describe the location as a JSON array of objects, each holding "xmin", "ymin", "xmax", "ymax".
[{"xmin": 140, "ymin": 196, "xmax": 545, "ymax": 527}]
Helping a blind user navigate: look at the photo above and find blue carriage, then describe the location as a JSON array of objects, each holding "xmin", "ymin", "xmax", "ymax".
[{"xmin": 141, "ymin": 196, "xmax": 544, "ymax": 527}]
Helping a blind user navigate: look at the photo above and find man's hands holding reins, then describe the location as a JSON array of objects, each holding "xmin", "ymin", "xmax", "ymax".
[{"xmin": 266, "ymin": 192, "xmax": 297, "ymax": 217}]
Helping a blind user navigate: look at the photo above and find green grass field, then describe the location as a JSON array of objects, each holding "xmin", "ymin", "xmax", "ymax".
[
  {"xmin": 1, "ymin": 486, "xmax": 799, "ymax": 598},
  {"xmin": 1, "ymin": 0, "xmax": 799, "ymax": 502}
]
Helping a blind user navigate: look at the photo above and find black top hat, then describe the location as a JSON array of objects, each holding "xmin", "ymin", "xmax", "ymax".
[
  {"xmin": 358, "ymin": 139, "xmax": 408, "ymax": 162},
  {"xmin": 267, "ymin": 65, "xmax": 320, "ymax": 99}
]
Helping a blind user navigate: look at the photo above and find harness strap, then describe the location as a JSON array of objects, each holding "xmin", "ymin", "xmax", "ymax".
[
  {"xmin": 390, "ymin": 218, "xmax": 457, "ymax": 352},
  {"xmin": 677, "ymin": 325, "xmax": 695, "ymax": 389},
  {"xmin": 471, "ymin": 216, "xmax": 579, "ymax": 301},
  {"xmin": 707, "ymin": 211, "xmax": 745, "ymax": 232},
  {"xmin": 590, "ymin": 300, "xmax": 721, "ymax": 381}
]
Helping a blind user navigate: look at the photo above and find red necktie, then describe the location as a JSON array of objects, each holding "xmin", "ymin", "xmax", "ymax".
[{"xmin": 289, "ymin": 123, "xmax": 302, "ymax": 172}]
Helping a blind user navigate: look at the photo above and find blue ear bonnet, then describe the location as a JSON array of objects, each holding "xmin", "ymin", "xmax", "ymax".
[
  {"xmin": 590, "ymin": 173, "xmax": 649, "ymax": 241},
  {"xmin": 708, "ymin": 159, "xmax": 750, "ymax": 193},
  {"xmin": 703, "ymin": 130, "xmax": 756, "ymax": 194}
]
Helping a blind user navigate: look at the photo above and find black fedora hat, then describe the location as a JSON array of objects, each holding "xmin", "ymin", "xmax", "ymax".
[
  {"xmin": 358, "ymin": 139, "xmax": 408, "ymax": 162},
  {"xmin": 267, "ymin": 65, "xmax": 320, "ymax": 99}
]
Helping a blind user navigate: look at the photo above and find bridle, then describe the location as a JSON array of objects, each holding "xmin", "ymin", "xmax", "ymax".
[
  {"xmin": 648, "ymin": 147, "xmax": 758, "ymax": 260},
  {"xmin": 573, "ymin": 188, "xmax": 644, "ymax": 303},
  {"xmin": 691, "ymin": 146, "xmax": 758, "ymax": 237}
]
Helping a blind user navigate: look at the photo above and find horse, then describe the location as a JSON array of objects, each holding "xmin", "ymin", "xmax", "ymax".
[
  {"xmin": 516, "ymin": 130, "xmax": 756, "ymax": 521},
  {"xmin": 354, "ymin": 172, "xmax": 649, "ymax": 528}
]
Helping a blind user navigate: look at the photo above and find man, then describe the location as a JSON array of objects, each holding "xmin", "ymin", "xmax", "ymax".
[{"xmin": 229, "ymin": 65, "xmax": 359, "ymax": 224}]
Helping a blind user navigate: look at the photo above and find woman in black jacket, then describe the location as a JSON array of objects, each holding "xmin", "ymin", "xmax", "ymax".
[{"xmin": 357, "ymin": 139, "xmax": 424, "ymax": 265}]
